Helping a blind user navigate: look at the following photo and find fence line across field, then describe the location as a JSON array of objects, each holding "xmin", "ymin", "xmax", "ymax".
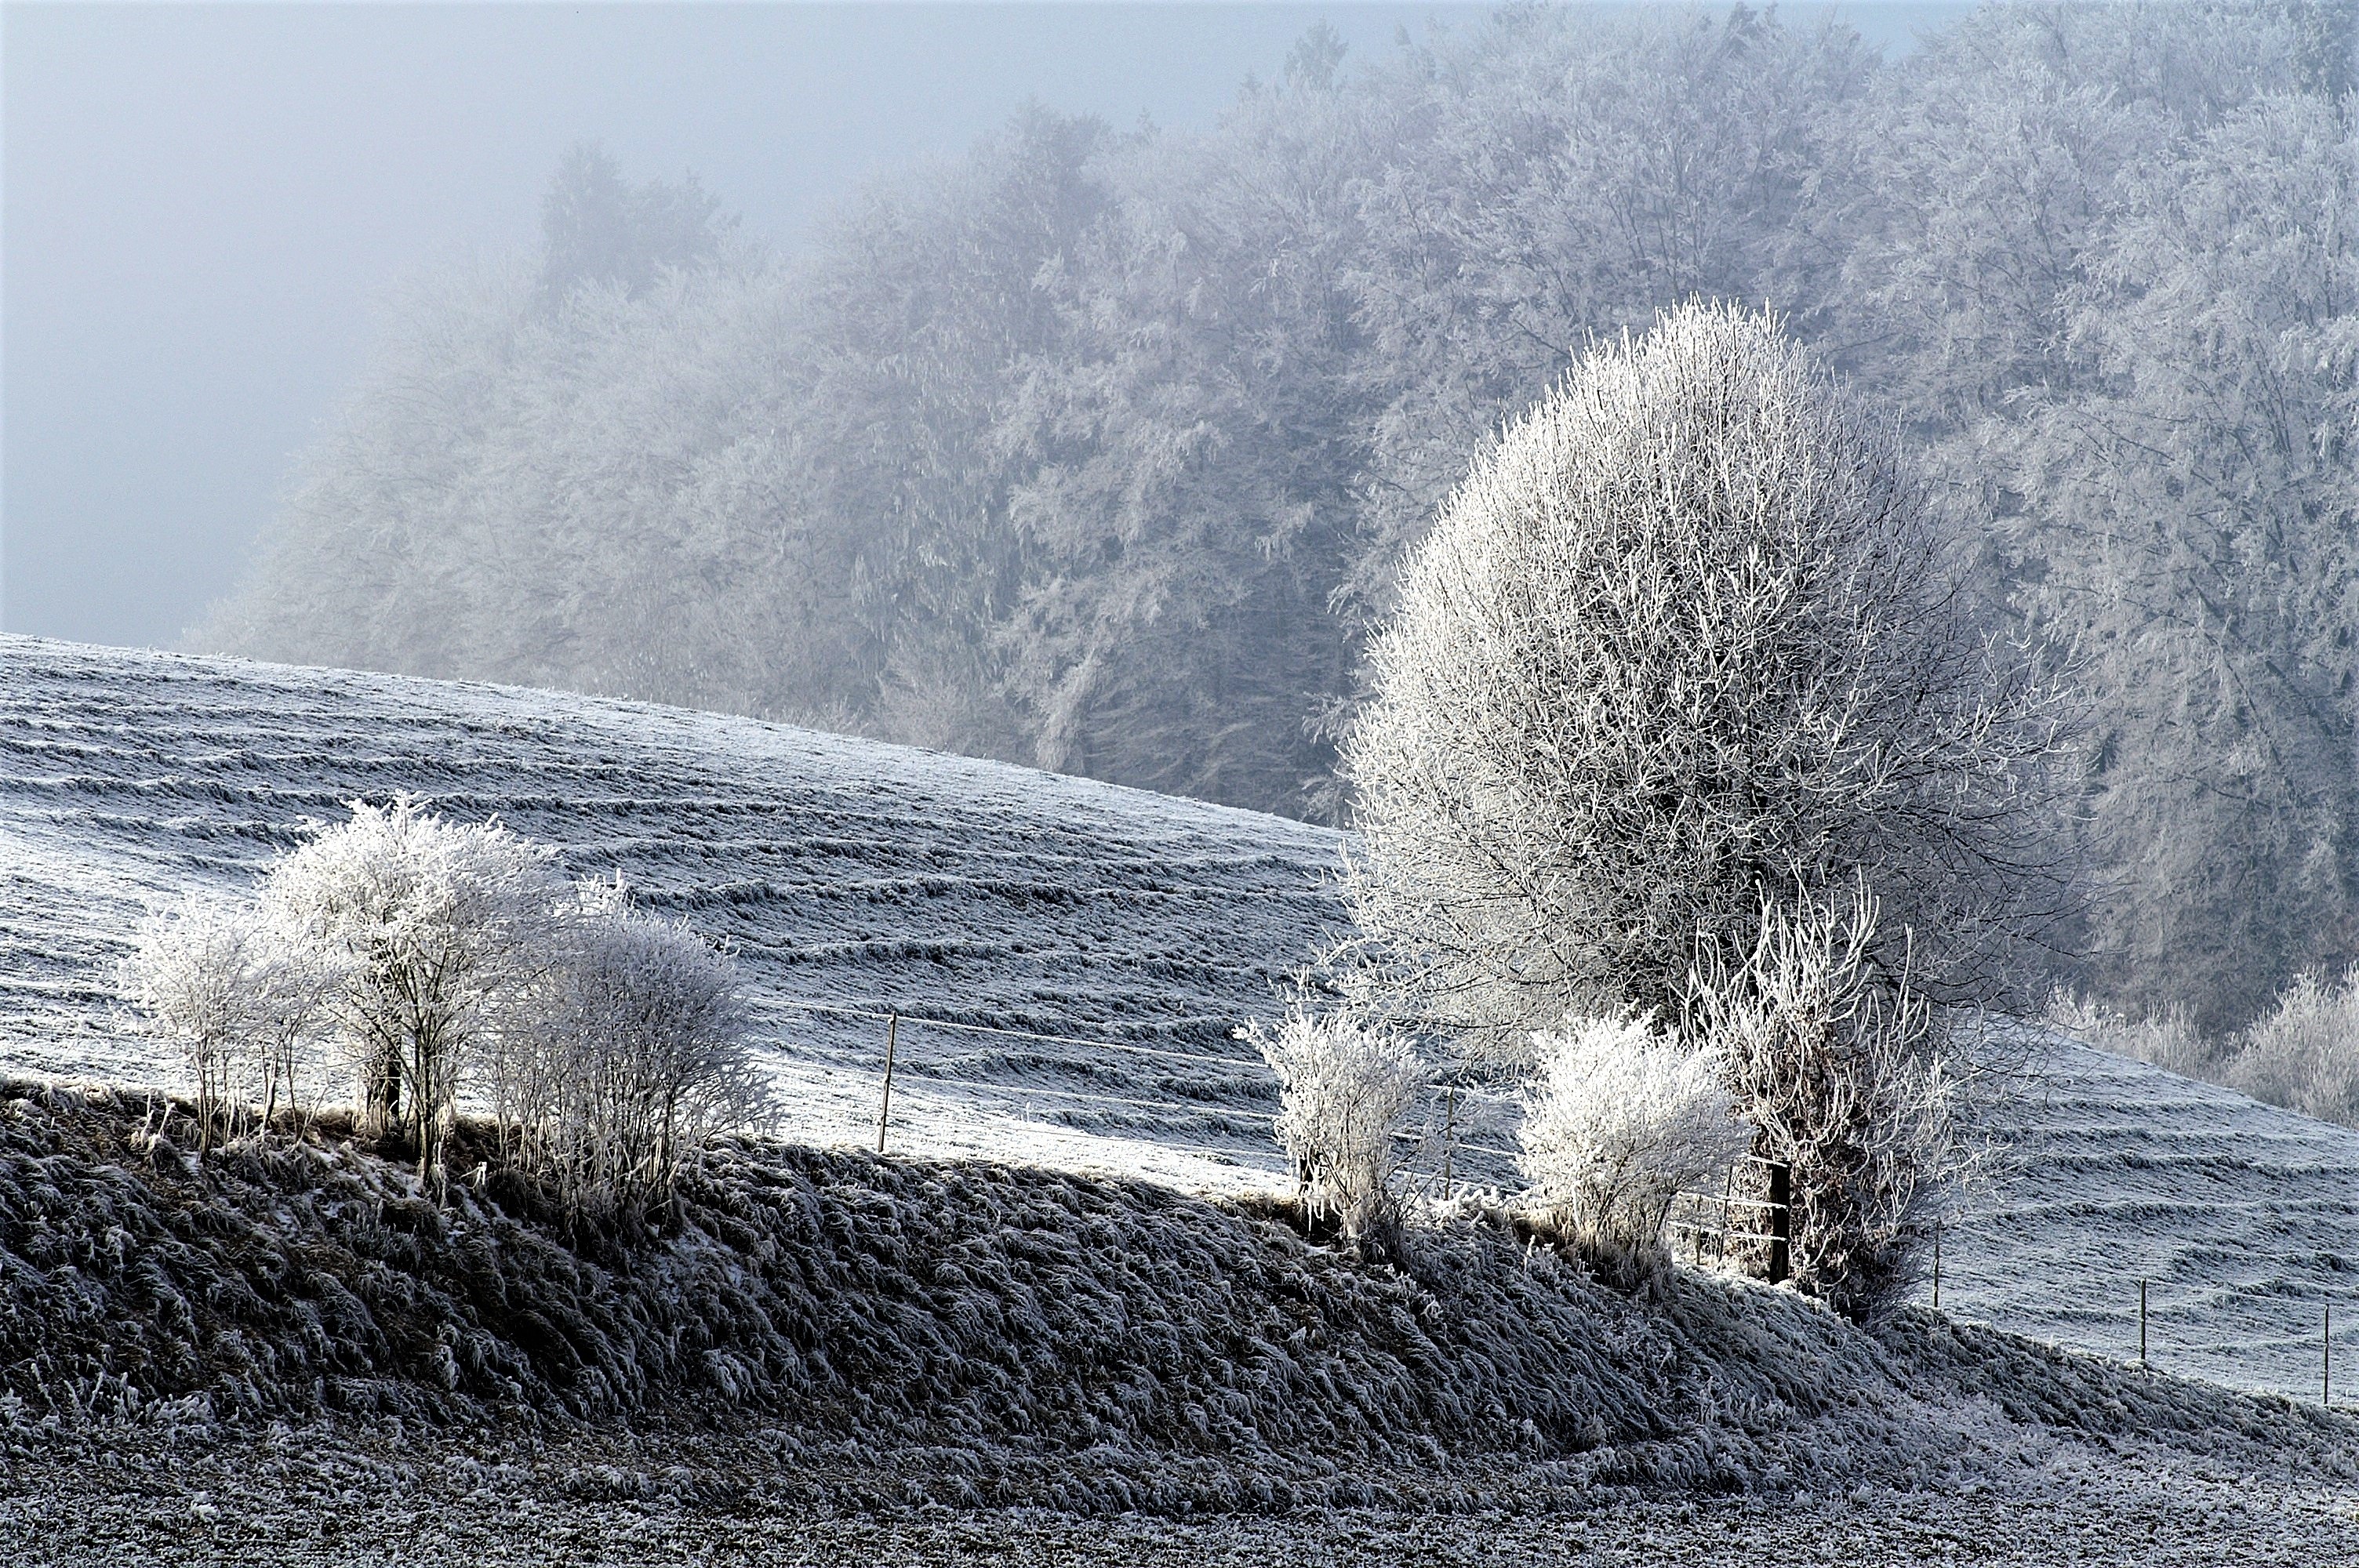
[
  {"xmin": 773, "ymin": 993, "xmax": 2353, "ymax": 1410},
  {"xmin": 765, "ymin": 993, "xmax": 1525, "ymax": 1106},
  {"xmin": 765, "ymin": 995, "xmax": 1270, "ymax": 1073},
  {"xmin": 776, "ymin": 994, "xmax": 1532, "ymax": 1199},
  {"xmin": 768, "ymin": 993, "xmax": 1529, "ymax": 1156}
]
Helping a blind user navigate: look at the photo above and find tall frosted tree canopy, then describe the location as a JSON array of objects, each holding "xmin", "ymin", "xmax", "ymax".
[
  {"xmin": 1343, "ymin": 305, "xmax": 2073, "ymax": 1051},
  {"xmin": 200, "ymin": 0, "xmax": 2357, "ymax": 1031}
]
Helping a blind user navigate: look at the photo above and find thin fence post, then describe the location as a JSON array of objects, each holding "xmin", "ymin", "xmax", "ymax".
[
  {"xmin": 1441, "ymin": 1086, "xmax": 1456, "ymax": 1201},
  {"xmin": 1932, "ymin": 1220, "xmax": 1941, "ymax": 1312},
  {"xmin": 2139, "ymin": 1279, "xmax": 2148, "ymax": 1369},
  {"xmin": 875, "ymin": 1010, "xmax": 899, "ymax": 1156}
]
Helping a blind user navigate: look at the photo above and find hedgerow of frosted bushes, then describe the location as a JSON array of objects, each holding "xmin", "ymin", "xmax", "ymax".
[{"xmin": 121, "ymin": 796, "xmax": 766, "ymax": 1211}]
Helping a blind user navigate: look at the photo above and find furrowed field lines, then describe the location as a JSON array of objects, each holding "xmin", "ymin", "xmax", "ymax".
[{"xmin": 0, "ymin": 637, "xmax": 1342, "ymax": 1188}]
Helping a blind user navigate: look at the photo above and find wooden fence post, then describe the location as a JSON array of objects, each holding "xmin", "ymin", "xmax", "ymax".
[
  {"xmin": 1441, "ymin": 1086, "xmax": 1456, "ymax": 1201},
  {"xmin": 1719, "ymin": 1165, "xmax": 1733, "ymax": 1269},
  {"xmin": 875, "ymin": 1010, "xmax": 899, "ymax": 1156},
  {"xmin": 1932, "ymin": 1220, "xmax": 1941, "ymax": 1311}
]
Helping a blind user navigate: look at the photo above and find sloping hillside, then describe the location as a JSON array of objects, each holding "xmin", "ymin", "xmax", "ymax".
[
  {"xmin": 2, "ymin": 1074, "xmax": 2351, "ymax": 1534},
  {"xmin": 3, "ymin": 636, "xmax": 2356, "ymax": 1405},
  {"xmin": 0, "ymin": 635, "xmax": 1350, "ymax": 1192},
  {"xmin": 1950, "ymin": 1036, "xmax": 2359, "ymax": 1403}
]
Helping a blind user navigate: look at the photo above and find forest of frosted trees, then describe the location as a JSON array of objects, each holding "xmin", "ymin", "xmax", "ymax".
[{"xmin": 201, "ymin": 0, "xmax": 2357, "ymax": 1035}]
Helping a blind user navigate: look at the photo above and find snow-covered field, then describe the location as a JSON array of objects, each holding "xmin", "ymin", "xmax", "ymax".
[{"xmin": 4, "ymin": 635, "xmax": 2354, "ymax": 1405}]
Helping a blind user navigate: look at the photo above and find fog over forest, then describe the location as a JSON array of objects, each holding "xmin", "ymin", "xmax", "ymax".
[{"xmin": 191, "ymin": 0, "xmax": 2357, "ymax": 1036}]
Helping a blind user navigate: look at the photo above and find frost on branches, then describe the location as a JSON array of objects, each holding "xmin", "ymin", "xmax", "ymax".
[
  {"xmin": 1249, "ymin": 1007, "xmax": 1423, "ymax": 1250},
  {"xmin": 1692, "ymin": 883, "xmax": 1982, "ymax": 1320},
  {"xmin": 1341, "ymin": 301, "xmax": 2074, "ymax": 1059},
  {"xmin": 1518, "ymin": 1017, "xmax": 1743, "ymax": 1281},
  {"xmin": 261, "ymin": 797, "xmax": 565, "ymax": 1175},
  {"xmin": 118, "ymin": 894, "xmax": 336, "ymax": 1149},
  {"xmin": 494, "ymin": 875, "xmax": 769, "ymax": 1214},
  {"xmin": 1339, "ymin": 303, "xmax": 2058, "ymax": 1313},
  {"xmin": 118, "ymin": 799, "xmax": 767, "ymax": 1207}
]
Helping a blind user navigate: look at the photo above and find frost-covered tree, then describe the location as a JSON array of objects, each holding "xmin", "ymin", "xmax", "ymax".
[
  {"xmin": 1249, "ymin": 1005, "xmax": 1423, "ymax": 1246},
  {"xmin": 1989, "ymin": 90, "xmax": 2359, "ymax": 1030},
  {"xmin": 119, "ymin": 893, "xmax": 334, "ymax": 1148},
  {"xmin": 1518, "ymin": 1016, "xmax": 1743, "ymax": 1275},
  {"xmin": 2224, "ymin": 967, "xmax": 2359, "ymax": 1128},
  {"xmin": 1343, "ymin": 303, "xmax": 2073, "ymax": 1054},
  {"xmin": 262, "ymin": 798, "xmax": 565, "ymax": 1177},
  {"xmin": 196, "ymin": 0, "xmax": 2353, "ymax": 1038},
  {"xmin": 537, "ymin": 141, "xmax": 729, "ymax": 306}
]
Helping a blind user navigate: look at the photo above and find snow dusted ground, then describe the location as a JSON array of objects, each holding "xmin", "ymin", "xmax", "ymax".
[
  {"xmin": 0, "ymin": 636, "xmax": 1351, "ymax": 1195},
  {"xmin": 2, "ymin": 1428, "xmax": 2350, "ymax": 1566},
  {"xmin": 1947, "ymin": 1036, "xmax": 2359, "ymax": 1404},
  {"xmin": 3, "ymin": 635, "xmax": 2355, "ymax": 1408}
]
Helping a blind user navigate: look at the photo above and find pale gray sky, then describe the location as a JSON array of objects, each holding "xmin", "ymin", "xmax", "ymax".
[{"xmin": 2, "ymin": 2, "xmax": 1965, "ymax": 649}]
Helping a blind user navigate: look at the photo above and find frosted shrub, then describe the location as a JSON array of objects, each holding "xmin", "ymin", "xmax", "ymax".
[
  {"xmin": 503, "ymin": 882, "xmax": 766, "ymax": 1214},
  {"xmin": 2227, "ymin": 969, "xmax": 2359, "ymax": 1128},
  {"xmin": 1341, "ymin": 302, "xmax": 2073, "ymax": 1055},
  {"xmin": 1692, "ymin": 883, "xmax": 1976, "ymax": 1320},
  {"xmin": 262, "ymin": 797, "xmax": 564, "ymax": 1178},
  {"xmin": 1251, "ymin": 1008, "xmax": 1423, "ymax": 1246},
  {"xmin": 1518, "ymin": 1017, "xmax": 1743, "ymax": 1270},
  {"xmin": 120, "ymin": 894, "xmax": 334, "ymax": 1149}
]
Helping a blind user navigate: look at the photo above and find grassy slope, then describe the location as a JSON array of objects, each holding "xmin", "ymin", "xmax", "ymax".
[
  {"xmin": 0, "ymin": 635, "xmax": 1350, "ymax": 1192},
  {"xmin": 4, "ymin": 1080, "xmax": 2353, "ymax": 1513}
]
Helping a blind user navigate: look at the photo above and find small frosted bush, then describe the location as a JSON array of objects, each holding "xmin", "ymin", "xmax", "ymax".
[
  {"xmin": 120, "ymin": 893, "xmax": 334, "ymax": 1149},
  {"xmin": 2045, "ymin": 990, "xmax": 2215, "ymax": 1078},
  {"xmin": 2227, "ymin": 968, "xmax": 2359, "ymax": 1127},
  {"xmin": 1518, "ymin": 1016, "xmax": 1742, "ymax": 1267},
  {"xmin": 500, "ymin": 880, "xmax": 767, "ymax": 1214},
  {"xmin": 262, "ymin": 797, "xmax": 565, "ymax": 1177},
  {"xmin": 1252, "ymin": 1007, "xmax": 1423, "ymax": 1246},
  {"xmin": 1693, "ymin": 882, "xmax": 1978, "ymax": 1320}
]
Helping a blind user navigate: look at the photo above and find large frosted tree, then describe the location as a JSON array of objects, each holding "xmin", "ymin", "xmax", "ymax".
[{"xmin": 1341, "ymin": 303, "xmax": 2074, "ymax": 1053}]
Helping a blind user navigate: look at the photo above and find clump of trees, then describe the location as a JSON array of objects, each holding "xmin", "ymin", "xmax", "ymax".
[
  {"xmin": 2057, "ymin": 965, "xmax": 2359, "ymax": 1132},
  {"xmin": 197, "ymin": 0, "xmax": 2354, "ymax": 1040},
  {"xmin": 121, "ymin": 799, "xmax": 765, "ymax": 1212},
  {"xmin": 1343, "ymin": 307, "xmax": 2062, "ymax": 1316}
]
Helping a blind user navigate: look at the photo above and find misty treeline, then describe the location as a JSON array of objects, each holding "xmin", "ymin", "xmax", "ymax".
[{"xmin": 203, "ymin": 0, "xmax": 2357, "ymax": 1034}]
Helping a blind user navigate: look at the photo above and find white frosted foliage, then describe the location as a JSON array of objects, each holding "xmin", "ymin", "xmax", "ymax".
[
  {"xmin": 261, "ymin": 797, "xmax": 565, "ymax": 1175},
  {"xmin": 118, "ymin": 893, "xmax": 335, "ymax": 1147},
  {"xmin": 1251, "ymin": 1008, "xmax": 1423, "ymax": 1243},
  {"xmin": 1518, "ymin": 1016, "xmax": 1743, "ymax": 1257}
]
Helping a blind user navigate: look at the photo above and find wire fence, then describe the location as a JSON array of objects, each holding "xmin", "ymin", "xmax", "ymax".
[
  {"xmin": 760, "ymin": 993, "xmax": 1523, "ymax": 1184},
  {"xmin": 763, "ymin": 995, "xmax": 2356, "ymax": 1411}
]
